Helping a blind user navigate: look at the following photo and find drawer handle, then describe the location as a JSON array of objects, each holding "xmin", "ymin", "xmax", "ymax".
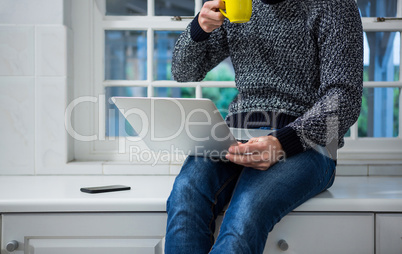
[
  {"xmin": 278, "ymin": 239, "xmax": 289, "ymax": 251},
  {"xmin": 6, "ymin": 240, "xmax": 19, "ymax": 252}
]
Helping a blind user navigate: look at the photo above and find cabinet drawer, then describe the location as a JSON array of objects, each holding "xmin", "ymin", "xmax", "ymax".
[
  {"xmin": 376, "ymin": 214, "xmax": 402, "ymax": 254},
  {"xmin": 265, "ymin": 213, "xmax": 374, "ymax": 254},
  {"xmin": 215, "ymin": 213, "xmax": 374, "ymax": 254},
  {"xmin": 1, "ymin": 213, "xmax": 167, "ymax": 254}
]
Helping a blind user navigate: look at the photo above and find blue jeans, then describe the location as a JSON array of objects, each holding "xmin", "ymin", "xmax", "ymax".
[{"xmin": 165, "ymin": 149, "xmax": 336, "ymax": 254}]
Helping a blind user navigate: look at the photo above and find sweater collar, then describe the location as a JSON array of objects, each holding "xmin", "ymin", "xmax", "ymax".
[{"xmin": 261, "ymin": 0, "xmax": 285, "ymax": 4}]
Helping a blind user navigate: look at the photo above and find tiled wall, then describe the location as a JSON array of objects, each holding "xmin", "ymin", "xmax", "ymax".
[{"xmin": 0, "ymin": 0, "xmax": 72, "ymax": 175}]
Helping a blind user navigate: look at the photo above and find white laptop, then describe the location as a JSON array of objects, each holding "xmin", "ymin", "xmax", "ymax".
[{"xmin": 111, "ymin": 97, "xmax": 274, "ymax": 157}]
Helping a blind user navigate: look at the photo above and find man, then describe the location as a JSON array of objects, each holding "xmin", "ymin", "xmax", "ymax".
[{"xmin": 165, "ymin": 0, "xmax": 363, "ymax": 253}]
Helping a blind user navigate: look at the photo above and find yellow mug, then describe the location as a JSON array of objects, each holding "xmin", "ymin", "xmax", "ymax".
[{"xmin": 219, "ymin": 0, "xmax": 252, "ymax": 23}]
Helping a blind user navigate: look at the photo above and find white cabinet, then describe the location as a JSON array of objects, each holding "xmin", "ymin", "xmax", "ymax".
[
  {"xmin": 263, "ymin": 213, "xmax": 374, "ymax": 254},
  {"xmin": 215, "ymin": 213, "xmax": 374, "ymax": 254},
  {"xmin": 1, "ymin": 212, "xmax": 376, "ymax": 254},
  {"xmin": 1, "ymin": 213, "xmax": 167, "ymax": 254},
  {"xmin": 376, "ymin": 214, "xmax": 402, "ymax": 254},
  {"xmin": 264, "ymin": 213, "xmax": 374, "ymax": 254}
]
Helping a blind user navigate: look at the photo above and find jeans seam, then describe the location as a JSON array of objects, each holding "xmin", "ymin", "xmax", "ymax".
[
  {"xmin": 322, "ymin": 167, "xmax": 336, "ymax": 192},
  {"xmin": 208, "ymin": 171, "xmax": 241, "ymax": 247},
  {"xmin": 320, "ymin": 156, "xmax": 336, "ymax": 191}
]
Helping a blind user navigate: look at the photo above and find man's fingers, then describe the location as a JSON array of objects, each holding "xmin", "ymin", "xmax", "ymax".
[
  {"xmin": 227, "ymin": 152, "xmax": 270, "ymax": 163},
  {"xmin": 200, "ymin": 9, "xmax": 224, "ymax": 22},
  {"xmin": 199, "ymin": 0, "xmax": 225, "ymax": 33},
  {"xmin": 204, "ymin": 0, "xmax": 225, "ymax": 11},
  {"xmin": 228, "ymin": 141, "xmax": 269, "ymax": 155},
  {"xmin": 225, "ymin": 136, "xmax": 284, "ymax": 171},
  {"xmin": 200, "ymin": 0, "xmax": 225, "ymax": 22},
  {"xmin": 225, "ymin": 153, "xmax": 271, "ymax": 170}
]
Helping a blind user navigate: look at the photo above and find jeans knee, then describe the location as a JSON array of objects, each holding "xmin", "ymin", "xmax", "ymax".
[{"xmin": 166, "ymin": 175, "xmax": 197, "ymax": 213}]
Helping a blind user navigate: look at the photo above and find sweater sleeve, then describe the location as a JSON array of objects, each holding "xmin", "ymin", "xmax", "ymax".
[
  {"xmin": 270, "ymin": 0, "xmax": 363, "ymax": 159},
  {"xmin": 171, "ymin": 13, "xmax": 230, "ymax": 82}
]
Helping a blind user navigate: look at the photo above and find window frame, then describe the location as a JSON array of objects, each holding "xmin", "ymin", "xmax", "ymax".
[
  {"xmin": 71, "ymin": 0, "xmax": 402, "ymax": 164},
  {"xmin": 340, "ymin": 15, "xmax": 402, "ymax": 161}
]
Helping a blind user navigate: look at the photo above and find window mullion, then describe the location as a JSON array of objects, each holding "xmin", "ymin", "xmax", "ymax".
[
  {"xmin": 148, "ymin": 0, "xmax": 154, "ymax": 16},
  {"xmin": 195, "ymin": 0, "xmax": 203, "ymax": 14},
  {"xmin": 147, "ymin": 28, "xmax": 154, "ymax": 97},
  {"xmin": 400, "ymin": 31, "xmax": 402, "ymax": 138},
  {"xmin": 399, "ymin": 88, "xmax": 402, "ymax": 138},
  {"xmin": 362, "ymin": 18, "xmax": 402, "ymax": 31},
  {"xmin": 350, "ymin": 122, "xmax": 358, "ymax": 140},
  {"xmin": 196, "ymin": 85, "xmax": 202, "ymax": 98},
  {"xmin": 363, "ymin": 81, "xmax": 402, "ymax": 88}
]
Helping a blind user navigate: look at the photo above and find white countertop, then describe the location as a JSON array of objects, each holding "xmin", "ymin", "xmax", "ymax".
[{"xmin": 0, "ymin": 176, "xmax": 401, "ymax": 213}]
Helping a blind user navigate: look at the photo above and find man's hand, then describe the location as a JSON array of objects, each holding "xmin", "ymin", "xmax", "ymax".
[
  {"xmin": 225, "ymin": 136, "xmax": 285, "ymax": 171},
  {"xmin": 199, "ymin": 0, "xmax": 225, "ymax": 33}
]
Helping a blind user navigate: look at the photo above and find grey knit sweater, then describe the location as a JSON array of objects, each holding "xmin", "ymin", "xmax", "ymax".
[{"xmin": 171, "ymin": 0, "xmax": 363, "ymax": 159}]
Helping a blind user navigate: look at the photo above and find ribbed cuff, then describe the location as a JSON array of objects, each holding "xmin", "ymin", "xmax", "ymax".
[
  {"xmin": 261, "ymin": 0, "xmax": 285, "ymax": 4},
  {"xmin": 190, "ymin": 13, "xmax": 211, "ymax": 42},
  {"xmin": 269, "ymin": 126, "xmax": 304, "ymax": 158}
]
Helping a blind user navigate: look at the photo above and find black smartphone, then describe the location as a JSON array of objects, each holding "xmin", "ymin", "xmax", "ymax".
[{"xmin": 80, "ymin": 185, "xmax": 131, "ymax": 194}]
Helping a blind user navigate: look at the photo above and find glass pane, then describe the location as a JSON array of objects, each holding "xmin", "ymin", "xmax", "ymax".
[
  {"xmin": 357, "ymin": 0, "xmax": 397, "ymax": 17},
  {"xmin": 155, "ymin": 0, "xmax": 194, "ymax": 16},
  {"xmin": 105, "ymin": 86, "xmax": 147, "ymax": 137},
  {"xmin": 154, "ymin": 87, "xmax": 195, "ymax": 98},
  {"xmin": 204, "ymin": 58, "xmax": 235, "ymax": 81},
  {"xmin": 358, "ymin": 87, "xmax": 399, "ymax": 137},
  {"xmin": 154, "ymin": 31, "xmax": 182, "ymax": 80},
  {"xmin": 363, "ymin": 32, "xmax": 400, "ymax": 82},
  {"xmin": 106, "ymin": 0, "xmax": 147, "ymax": 16},
  {"xmin": 105, "ymin": 30, "xmax": 147, "ymax": 80},
  {"xmin": 202, "ymin": 87, "xmax": 238, "ymax": 119},
  {"xmin": 344, "ymin": 128, "xmax": 351, "ymax": 138}
]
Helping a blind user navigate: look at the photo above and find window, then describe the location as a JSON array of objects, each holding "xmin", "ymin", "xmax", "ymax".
[
  {"xmin": 84, "ymin": 0, "xmax": 238, "ymax": 161},
  {"xmin": 339, "ymin": 0, "xmax": 402, "ymax": 160},
  {"xmin": 98, "ymin": 0, "xmax": 238, "ymax": 140},
  {"xmin": 72, "ymin": 0, "xmax": 402, "ymax": 162}
]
